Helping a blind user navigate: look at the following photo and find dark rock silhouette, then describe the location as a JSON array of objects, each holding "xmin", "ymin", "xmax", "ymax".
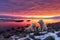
[
  {"xmin": 3, "ymin": 34, "xmax": 11, "ymax": 39},
  {"xmin": 34, "ymin": 39, "xmax": 41, "ymax": 40},
  {"xmin": 0, "ymin": 30, "xmax": 5, "ymax": 34},
  {"xmin": 44, "ymin": 36, "xmax": 55, "ymax": 40},
  {"xmin": 26, "ymin": 20, "xmax": 31, "ymax": 22},
  {"xmin": 15, "ymin": 20, "xmax": 24, "ymax": 22},
  {"xmin": 47, "ymin": 22, "xmax": 60, "ymax": 31},
  {"xmin": 24, "ymin": 38, "xmax": 30, "ymax": 40},
  {"xmin": 6, "ymin": 29, "xmax": 11, "ymax": 32},
  {"xmin": 56, "ymin": 32, "xmax": 60, "ymax": 37}
]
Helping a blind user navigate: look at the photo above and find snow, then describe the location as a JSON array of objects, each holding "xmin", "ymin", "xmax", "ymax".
[{"xmin": 11, "ymin": 31, "xmax": 60, "ymax": 40}]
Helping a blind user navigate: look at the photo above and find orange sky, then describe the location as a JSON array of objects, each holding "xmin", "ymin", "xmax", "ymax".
[
  {"xmin": 0, "ymin": 0, "xmax": 60, "ymax": 16},
  {"xmin": 0, "ymin": 0, "xmax": 60, "ymax": 24}
]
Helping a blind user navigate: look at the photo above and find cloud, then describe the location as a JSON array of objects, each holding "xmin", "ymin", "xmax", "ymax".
[
  {"xmin": 0, "ymin": 15, "xmax": 25, "ymax": 19},
  {"xmin": 0, "ymin": 0, "xmax": 60, "ymax": 15},
  {"xmin": 0, "ymin": 15, "xmax": 60, "ymax": 20},
  {"xmin": 52, "ymin": 16, "xmax": 60, "ymax": 19},
  {"xmin": 0, "ymin": 15, "xmax": 25, "ymax": 22}
]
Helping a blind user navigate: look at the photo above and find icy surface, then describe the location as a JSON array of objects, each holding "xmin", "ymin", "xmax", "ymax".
[
  {"xmin": 19, "ymin": 32, "xmax": 60, "ymax": 40},
  {"xmin": 5, "ymin": 31, "xmax": 60, "ymax": 40}
]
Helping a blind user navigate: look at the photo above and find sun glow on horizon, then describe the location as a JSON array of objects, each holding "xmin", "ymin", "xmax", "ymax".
[
  {"xmin": 0, "ymin": 14, "xmax": 60, "ymax": 24},
  {"xmin": 22, "ymin": 16, "xmax": 54, "ymax": 18}
]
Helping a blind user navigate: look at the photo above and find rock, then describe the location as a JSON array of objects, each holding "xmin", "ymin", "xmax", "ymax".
[
  {"xmin": 44, "ymin": 36, "xmax": 55, "ymax": 40},
  {"xmin": 57, "ymin": 32, "xmax": 60, "ymax": 37},
  {"xmin": 29, "ymin": 35, "xmax": 35, "ymax": 39},
  {"xmin": 24, "ymin": 38, "xmax": 30, "ymax": 40},
  {"xmin": 33, "ymin": 39, "xmax": 41, "ymax": 40}
]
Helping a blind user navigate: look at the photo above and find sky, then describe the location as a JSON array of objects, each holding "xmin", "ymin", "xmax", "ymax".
[
  {"xmin": 0, "ymin": 0, "xmax": 60, "ymax": 23},
  {"xmin": 0, "ymin": 0, "xmax": 60, "ymax": 16}
]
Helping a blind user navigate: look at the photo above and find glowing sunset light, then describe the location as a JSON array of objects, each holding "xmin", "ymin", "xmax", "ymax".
[
  {"xmin": 0, "ymin": 0, "xmax": 60, "ymax": 25},
  {"xmin": 25, "ymin": 16, "xmax": 54, "ymax": 18}
]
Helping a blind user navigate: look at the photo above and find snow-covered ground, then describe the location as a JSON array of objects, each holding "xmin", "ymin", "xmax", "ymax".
[
  {"xmin": 0, "ymin": 31, "xmax": 60, "ymax": 40},
  {"xmin": 11, "ymin": 31, "xmax": 60, "ymax": 40}
]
